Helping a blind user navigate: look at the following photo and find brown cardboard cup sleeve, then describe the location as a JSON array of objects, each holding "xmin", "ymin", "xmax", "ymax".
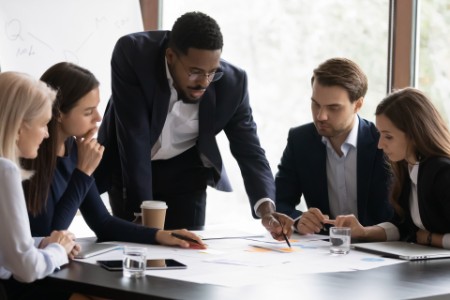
[{"xmin": 141, "ymin": 200, "xmax": 168, "ymax": 229}]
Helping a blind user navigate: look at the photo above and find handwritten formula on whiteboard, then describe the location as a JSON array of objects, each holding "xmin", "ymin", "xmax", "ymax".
[{"xmin": 0, "ymin": 0, "xmax": 143, "ymax": 112}]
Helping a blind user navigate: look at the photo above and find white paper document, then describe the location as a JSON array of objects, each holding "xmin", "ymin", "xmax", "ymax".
[
  {"xmin": 77, "ymin": 232, "xmax": 405, "ymax": 288},
  {"xmin": 191, "ymin": 229, "xmax": 265, "ymax": 240}
]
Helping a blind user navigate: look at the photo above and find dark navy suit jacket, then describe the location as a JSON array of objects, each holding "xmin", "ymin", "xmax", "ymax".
[
  {"xmin": 275, "ymin": 117, "xmax": 393, "ymax": 226},
  {"xmin": 95, "ymin": 31, "xmax": 274, "ymax": 215}
]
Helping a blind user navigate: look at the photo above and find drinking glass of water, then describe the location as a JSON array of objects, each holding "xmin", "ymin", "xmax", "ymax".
[
  {"xmin": 123, "ymin": 246, "xmax": 147, "ymax": 278},
  {"xmin": 329, "ymin": 227, "xmax": 351, "ymax": 255}
]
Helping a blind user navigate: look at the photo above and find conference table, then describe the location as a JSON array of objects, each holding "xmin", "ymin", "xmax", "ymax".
[
  {"xmin": 39, "ymin": 257, "xmax": 450, "ymax": 300},
  {"xmin": 37, "ymin": 232, "xmax": 450, "ymax": 300}
]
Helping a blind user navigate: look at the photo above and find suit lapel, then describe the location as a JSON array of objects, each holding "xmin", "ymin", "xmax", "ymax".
[
  {"xmin": 150, "ymin": 86, "xmax": 170, "ymax": 146},
  {"xmin": 149, "ymin": 54, "xmax": 171, "ymax": 146},
  {"xmin": 356, "ymin": 118, "xmax": 377, "ymax": 218},
  {"xmin": 198, "ymin": 88, "xmax": 222, "ymax": 178},
  {"xmin": 315, "ymin": 132, "xmax": 330, "ymax": 214}
]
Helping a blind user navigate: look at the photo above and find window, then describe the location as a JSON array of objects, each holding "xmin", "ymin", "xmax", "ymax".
[
  {"xmin": 161, "ymin": 1, "xmax": 390, "ymax": 224},
  {"xmin": 417, "ymin": 0, "xmax": 450, "ymax": 122}
]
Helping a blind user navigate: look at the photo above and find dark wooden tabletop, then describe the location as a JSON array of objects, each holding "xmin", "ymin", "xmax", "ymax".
[{"xmin": 39, "ymin": 257, "xmax": 450, "ymax": 300}]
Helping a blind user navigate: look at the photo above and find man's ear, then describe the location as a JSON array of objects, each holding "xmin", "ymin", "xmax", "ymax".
[
  {"xmin": 166, "ymin": 48, "xmax": 176, "ymax": 64},
  {"xmin": 354, "ymin": 97, "xmax": 364, "ymax": 112}
]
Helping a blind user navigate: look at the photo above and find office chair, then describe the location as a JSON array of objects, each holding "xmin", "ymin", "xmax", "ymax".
[{"xmin": 0, "ymin": 281, "xmax": 7, "ymax": 300}]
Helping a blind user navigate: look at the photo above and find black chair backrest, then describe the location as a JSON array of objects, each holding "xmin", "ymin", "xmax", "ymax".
[{"xmin": 0, "ymin": 281, "xmax": 8, "ymax": 300}]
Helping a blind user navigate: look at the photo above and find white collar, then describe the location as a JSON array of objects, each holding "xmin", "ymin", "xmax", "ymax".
[
  {"xmin": 409, "ymin": 163, "xmax": 419, "ymax": 185},
  {"xmin": 321, "ymin": 115, "xmax": 359, "ymax": 156}
]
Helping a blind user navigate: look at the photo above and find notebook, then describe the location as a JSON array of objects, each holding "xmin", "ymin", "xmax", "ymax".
[
  {"xmin": 74, "ymin": 242, "xmax": 119, "ymax": 259},
  {"xmin": 352, "ymin": 241, "xmax": 450, "ymax": 261}
]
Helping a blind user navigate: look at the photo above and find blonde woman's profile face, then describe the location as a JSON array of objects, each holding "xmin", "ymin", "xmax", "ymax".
[{"xmin": 17, "ymin": 107, "xmax": 52, "ymax": 159}]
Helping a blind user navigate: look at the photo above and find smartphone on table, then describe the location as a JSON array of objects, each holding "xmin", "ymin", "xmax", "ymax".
[{"xmin": 98, "ymin": 259, "xmax": 187, "ymax": 271}]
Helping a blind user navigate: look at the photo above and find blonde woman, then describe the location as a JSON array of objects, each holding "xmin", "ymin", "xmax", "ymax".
[{"xmin": 0, "ymin": 72, "xmax": 88, "ymax": 299}]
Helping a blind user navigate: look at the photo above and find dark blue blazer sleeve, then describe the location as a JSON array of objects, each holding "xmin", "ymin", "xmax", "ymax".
[
  {"xmin": 79, "ymin": 183, "xmax": 158, "ymax": 244},
  {"xmin": 275, "ymin": 123, "xmax": 328, "ymax": 220},
  {"xmin": 216, "ymin": 64, "xmax": 275, "ymax": 214},
  {"xmin": 97, "ymin": 32, "xmax": 171, "ymax": 213}
]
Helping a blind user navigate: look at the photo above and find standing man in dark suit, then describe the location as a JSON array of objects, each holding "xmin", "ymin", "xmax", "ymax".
[
  {"xmin": 275, "ymin": 58, "xmax": 393, "ymax": 235},
  {"xmin": 95, "ymin": 11, "xmax": 292, "ymax": 239}
]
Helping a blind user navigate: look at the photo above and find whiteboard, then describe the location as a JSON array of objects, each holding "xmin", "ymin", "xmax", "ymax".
[{"xmin": 0, "ymin": 0, "xmax": 143, "ymax": 112}]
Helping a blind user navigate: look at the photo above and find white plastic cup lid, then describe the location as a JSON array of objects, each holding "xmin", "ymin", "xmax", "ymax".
[{"xmin": 141, "ymin": 200, "xmax": 168, "ymax": 209}]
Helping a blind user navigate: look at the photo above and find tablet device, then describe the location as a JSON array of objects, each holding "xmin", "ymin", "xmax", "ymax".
[
  {"xmin": 146, "ymin": 259, "xmax": 187, "ymax": 270},
  {"xmin": 98, "ymin": 260, "xmax": 123, "ymax": 271},
  {"xmin": 74, "ymin": 242, "xmax": 119, "ymax": 259},
  {"xmin": 97, "ymin": 259, "xmax": 187, "ymax": 271},
  {"xmin": 352, "ymin": 241, "xmax": 450, "ymax": 260}
]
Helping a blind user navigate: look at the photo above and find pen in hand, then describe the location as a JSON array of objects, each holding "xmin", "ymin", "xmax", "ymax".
[
  {"xmin": 279, "ymin": 222, "xmax": 291, "ymax": 248},
  {"xmin": 171, "ymin": 232, "xmax": 202, "ymax": 245},
  {"xmin": 322, "ymin": 219, "xmax": 335, "ymax": 232}
]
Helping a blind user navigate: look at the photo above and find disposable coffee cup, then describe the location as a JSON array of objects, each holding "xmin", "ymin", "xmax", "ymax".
[{"xmin": 141, "ymin": 200, "xmax": 167, "ymax": 229}]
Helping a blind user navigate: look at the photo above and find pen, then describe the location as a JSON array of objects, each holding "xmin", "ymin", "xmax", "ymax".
[
  {"xmin": 280, "ymin": 222, "xmax": 291, "ymax": 248},
  {"xmin": 322, "ymin": 223, "xmax": 333, "ymax": 232},
  {"xmin": 322, "ymin": 220, "xmax": 335, "ymax": 232},
  {"xmin": 171, "ymin": 232, "xmax": 201, "ymax": 245}
]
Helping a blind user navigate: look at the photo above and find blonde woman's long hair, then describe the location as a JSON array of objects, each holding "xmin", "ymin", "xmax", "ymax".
[{"xmin": 0, "ymin": 72, "xmax": 56, "ymax": 179}]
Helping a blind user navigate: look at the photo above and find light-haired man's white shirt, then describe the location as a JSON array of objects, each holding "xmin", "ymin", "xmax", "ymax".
[{"xmin": 322, "ymin": 116, "xmax": 359, "ymax": 219}]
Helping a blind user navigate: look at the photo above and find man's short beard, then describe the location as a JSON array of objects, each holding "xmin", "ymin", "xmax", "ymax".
[{"xmin": 181, "ymin": 98, "xmax": 201, "ymax": 104}]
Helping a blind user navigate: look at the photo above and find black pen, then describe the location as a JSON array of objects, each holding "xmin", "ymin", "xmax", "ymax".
[
  {"xmin": 171, "ymin": 232, "xmax": 201, "ymax": 245},
  {"xmin": 280, "ymin": 222, "xmax": 291, "ymax": 248},
  {"xmin": 322, "ymin": 221, "xmax": 334, "ymax": 232}
]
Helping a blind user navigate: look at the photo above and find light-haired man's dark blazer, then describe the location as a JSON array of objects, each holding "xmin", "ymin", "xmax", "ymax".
[{"xmin": 275, "ymin": 117, "xmax": 393, "ymax": 226}]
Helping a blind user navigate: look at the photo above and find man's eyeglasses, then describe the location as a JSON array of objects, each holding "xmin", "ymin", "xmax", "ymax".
[{"xmin": 176, "ymin": 54, "xmax": 223, "ymax": 83}]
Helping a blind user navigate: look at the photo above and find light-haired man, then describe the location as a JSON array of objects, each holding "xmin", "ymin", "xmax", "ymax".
[{"xmin": 276, "ymin": 58, "xmax": 393, "ymax": 234}]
